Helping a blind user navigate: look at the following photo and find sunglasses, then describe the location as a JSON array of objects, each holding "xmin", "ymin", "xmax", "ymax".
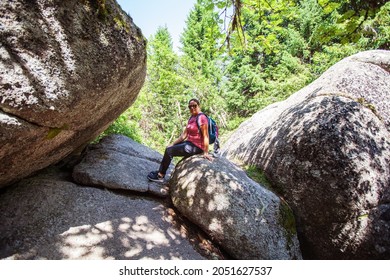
[{"xmin": 188, "ymin": 104, "xmax": 198, "ymax": 109}]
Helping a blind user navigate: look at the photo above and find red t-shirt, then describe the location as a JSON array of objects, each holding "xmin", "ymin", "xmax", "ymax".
[{"xmin": 187, "ymin": 113, "xmax": 208, "ymax": 151}]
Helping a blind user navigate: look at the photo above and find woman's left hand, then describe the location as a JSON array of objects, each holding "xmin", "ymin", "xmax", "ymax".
[{"xmin": 203, "ymin": 153, "xmax": 213, "ymax": 162}]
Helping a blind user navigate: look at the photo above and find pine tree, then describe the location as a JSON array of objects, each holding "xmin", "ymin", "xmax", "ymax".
[{"xmin": 179, "ymin": 0, "xmax": 227, "ymax": 128}]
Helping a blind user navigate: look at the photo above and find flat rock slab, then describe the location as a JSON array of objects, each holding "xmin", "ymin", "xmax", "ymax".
[
  {"xmin": 0, "ymin": 172, "xmax": 205, "ymax": 260},
  {"xmin": 73, "ymin": 135, "xmax": 171, "ymax": 197}
]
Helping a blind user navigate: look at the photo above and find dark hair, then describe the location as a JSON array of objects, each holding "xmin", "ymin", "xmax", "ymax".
[{"xmin": 188, "ymin": 98, "xmax": 200, "ymax": 105}]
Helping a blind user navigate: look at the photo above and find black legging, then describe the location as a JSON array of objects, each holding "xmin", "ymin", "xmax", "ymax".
[{"xmin": 158, "ymin": 141, "xmax": 203, "ymax": 175}]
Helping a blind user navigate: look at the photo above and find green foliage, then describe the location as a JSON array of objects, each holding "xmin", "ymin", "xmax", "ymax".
[
  {"xmin": 97, "ymin": 112, "xmax": 142, "ymax": 143},
  {"xmin": 179, "ymin": 0, "xmax": 227, "ymax": 122},
  {"xmin": 222, "ymin": 1, "xmax": 310, "ymax": 119},
  {"xmin": 311, "ymin": 44, "xmax": 357, "ymax": 75},
  {"xmin": 99, "ymin": 0, "xmax": 388, "ymax": 151},
  {"xmin": 359, "ymin": 2, "xmax": 390, "ymax": 49},
  {"xmin": 220, "ymin": 0, "xmax": 389, "ymax": 122}
]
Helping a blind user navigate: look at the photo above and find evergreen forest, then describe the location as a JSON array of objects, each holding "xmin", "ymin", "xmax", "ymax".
[{"xmin": 101, "ymin": 0, "xmax": 390, "ymax": 153}]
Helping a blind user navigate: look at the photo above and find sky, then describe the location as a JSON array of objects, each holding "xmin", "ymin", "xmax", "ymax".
[{"xmin": 117, "ymin": 0, "xmax": 197, "ymax": 52}]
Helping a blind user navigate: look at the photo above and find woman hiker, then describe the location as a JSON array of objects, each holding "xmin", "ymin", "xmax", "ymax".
[{"xmin": 147, "ymin": 98, "xmax": 213, "ymax": 183}]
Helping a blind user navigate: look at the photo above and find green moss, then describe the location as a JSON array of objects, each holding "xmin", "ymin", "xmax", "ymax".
[
  {"xmin": 242, "ymin": 163, "xmax": 298, "ymax": 248},
  {"xmin": 358, "ymin": 213, "xmax": 368, "ymax": 221},
  {"xmin": 81, "ymin": 0, "xmax": 109, "ymax": 21},
  {"xmin": 244, "ymin": 165, "xmax": 271, "ymax": 188},
  {"xmin": 279, "ymin": 200, "xmax": 297, "ymax": 248},
  {"xmin": 114, "ymin": 16, "xmax": 129, "ymax": 33},
  {"xmin": 46, "ymin": 124, "xmax": 69, "ymax": 140},
  {"xmin": 356, "ymin": 97, "xmax": 380, "ymax": 117},
  {"xmin": 97, "ymin": 0, "xmax": 109, "ymax": 20}
]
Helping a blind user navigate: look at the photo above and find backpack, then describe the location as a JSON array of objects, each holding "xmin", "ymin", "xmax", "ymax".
[{"xmin": 195, "ymin": 113, "xmax": 219, "ymax": 144}]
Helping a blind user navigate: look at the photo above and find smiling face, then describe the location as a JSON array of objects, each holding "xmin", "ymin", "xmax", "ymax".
[{"xmin": 188, "ymin": 99, "xmax": 200, "ymax": 116}]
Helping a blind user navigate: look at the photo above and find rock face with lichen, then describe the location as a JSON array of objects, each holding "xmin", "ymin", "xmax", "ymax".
[
  {"xmin": 0, "ymin": 0, "xmax": 146, "ymax": 187},
  {"xmin": 222, "ymin": 50, "xmax": 390, "ymax": 259},
  {"xmin": 170, "ymin": 155, "xmax": 302, "ymax": 260}
]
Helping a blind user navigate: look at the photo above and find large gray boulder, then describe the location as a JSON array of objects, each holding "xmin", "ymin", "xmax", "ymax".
[
  {"xmin": 222, "ymin": 50, "xmax": 390, "ymax": 259},
  {"xmin": 170, "ymin": 155, "xmax": 302, "ymax": 260},
  {"xmin": 0, "ymin": 0, "xmax": 146, "ymax": 187}
]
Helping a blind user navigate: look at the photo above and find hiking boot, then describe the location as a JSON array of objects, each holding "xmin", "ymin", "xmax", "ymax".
[{"xmin": 147, "ymin": 171, "xmax": 164, "ymax": 183}]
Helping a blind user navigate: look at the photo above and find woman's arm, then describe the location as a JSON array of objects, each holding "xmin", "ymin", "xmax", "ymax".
[
  {"xmin": 200, "ymin": 123, "xmax": 213, "ymax": 161},
  {"xmin": 171, "ymin": 127, "xmax": 188, "ymax": 146}
]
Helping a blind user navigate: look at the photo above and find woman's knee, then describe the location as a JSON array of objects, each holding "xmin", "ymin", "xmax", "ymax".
[
  {"xmin": 184, "ymin": 143, "xmax": 201, "ymax": 155},
  {"xmin": 184, "ymin": 144, "xmax": 193, "ymax": 154}
]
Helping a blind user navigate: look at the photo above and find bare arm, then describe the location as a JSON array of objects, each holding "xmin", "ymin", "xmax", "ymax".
[
  {"xmin": 200, "ymin": 123, "xmax": 213, "ymax": 161},
  {"xmin": 171, "ymin": 127, "xmax": 188, "ymax": 146}
]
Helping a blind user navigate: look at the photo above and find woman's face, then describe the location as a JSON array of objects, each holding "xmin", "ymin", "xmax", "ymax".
[{"xmin": 188, "ymin": 100, "xmax": 200, "ymax": 116}]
